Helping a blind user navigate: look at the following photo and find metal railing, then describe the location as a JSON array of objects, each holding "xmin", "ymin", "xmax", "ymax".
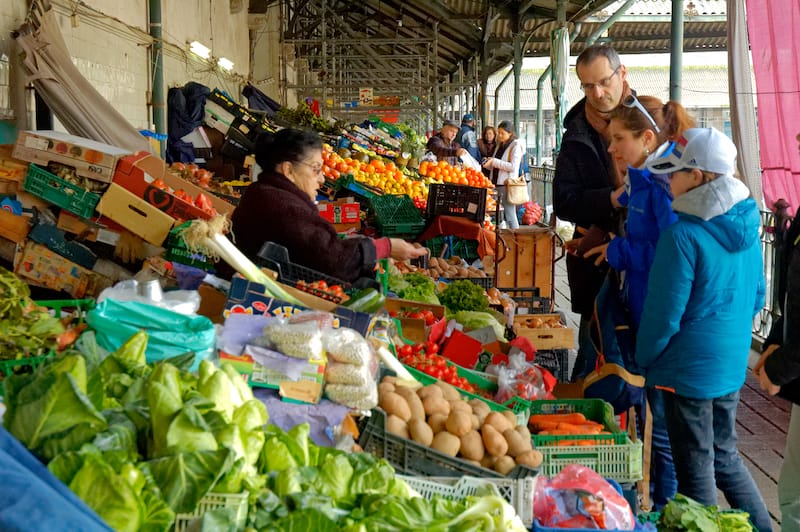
[
  {"xmin": 529, "ymin": 165, "xmax": 555, "ymax": 208},
  {"xmin": 754, "ymin": 209, "xmax": 780, "ymax": 339}
]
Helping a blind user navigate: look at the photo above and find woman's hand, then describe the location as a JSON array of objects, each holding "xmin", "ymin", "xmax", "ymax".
[
  {"xmin": 389, "ymin": 239, "xmax": 428, "ymax": 261},
  {"xmin": 754, "ymin": 344, "xmax": 781, "ymax": 395},
  {"xmin": 482, "ymin": 157, "xmax": 494, "ymax": 169}
]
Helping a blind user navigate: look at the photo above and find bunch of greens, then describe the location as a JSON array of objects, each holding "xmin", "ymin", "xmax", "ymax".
[
  {"xmin": 0, "ymin": 267, "xmax": 64, "ymax": 361},
  {"xmin": 389, "ymin": 271, "xmax": 440, "ymax": 305},
  {"xmin": 396, "ymin": 123, "xmax": 425, "ymax": 160},
  {"xmin": 439, "ymin": 280, "xmax": 489, "ymax": 313},
  {"xmin": 246, "ymin": 423, "xmax": 527, "ymax": 532},
  {"xmin": 658, "ymin": 494, "xmax": 754, "ymax": 532},
  {"xmin": 3, "ymin": 330, "xmax": 268, "ymax": 532},
  {"xmin": 275, "ymin": 104, "xmax": 344, "ymax": 135},
  {"xmin": 452, "ymin": 311, "xmax": 507, "ymax": 341}
]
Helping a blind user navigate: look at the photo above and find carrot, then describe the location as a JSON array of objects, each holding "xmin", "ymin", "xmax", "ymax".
[
  {"xmin": 529, "ymin": 420, "xmax": 561, "ymax": 432},
  {"xmin": 555, "ymin": 422, "xmax": 604, "ymax": 434},
  {"xmin": 56, "ymin": 323, "xmax": 87, "ymax": 351},
  {"xmin": 528, "ymin": 413, "xmax": 587, "ymax": 425}
]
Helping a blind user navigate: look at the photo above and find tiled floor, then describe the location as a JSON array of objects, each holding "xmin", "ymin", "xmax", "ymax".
[{"xmin": 551, "ymin": 249, "xmax": 789, "ymax": 530}]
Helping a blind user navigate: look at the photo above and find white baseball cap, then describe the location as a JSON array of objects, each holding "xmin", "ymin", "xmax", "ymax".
[{"xmin": 647, "ymin": 128, "xmax": 737, "ymax": 176}]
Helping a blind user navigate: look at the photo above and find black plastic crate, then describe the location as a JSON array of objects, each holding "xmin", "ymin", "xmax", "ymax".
[
  {"xmin": 256, "ymin": 242, "xmax": 379, "ymax": 301},
  {"xmin": 424, "ymin": 236, "xmax": 481, "ymax": 263},
  {"xmin": 498, "ymin": 287, "xmax": 553, "ymax": 313},
  {"xmin": 534, "ymin": 348, "xmax": 569, "ymax": 382},
  {"xmin": 358, "ymin": 408, "xmax": 537, "ymax": 479},
  {"xmin": 426, "ymin": 183, "xmax": 488, "ymax": 223},
  {"xmin": 447, "ymin": 276, "xmax": 495, "ymax": 290}
]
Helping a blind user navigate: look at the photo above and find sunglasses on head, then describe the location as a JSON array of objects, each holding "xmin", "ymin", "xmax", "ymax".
[{"xmin": 622, "ymin": 94, "xmax": 661, "ymax": 134}]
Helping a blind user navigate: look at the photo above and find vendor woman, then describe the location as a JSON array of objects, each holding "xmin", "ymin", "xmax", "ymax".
[{"xmin": 230, "ymin": 128, "xmax": 427, "ymax": 282}]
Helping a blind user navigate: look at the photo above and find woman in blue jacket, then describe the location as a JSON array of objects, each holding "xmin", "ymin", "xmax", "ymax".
[
  {"xmin": 585, "ymin": 95, "xmax": 693, "ymax": 510},
  {"xmin": 637, "ymin": 128, "xmax": 772, "ymax": 532}
]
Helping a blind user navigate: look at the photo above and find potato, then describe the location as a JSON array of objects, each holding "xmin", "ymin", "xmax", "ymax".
[
  {"xmin": 423, "ymin": 396, "xmax": 450, "ymax": 417},
  {"xmin": 428, "ymin": 413, "xmax": 448, "ymax": 434},
  {"xmin": 494, "ymin": 455, "xmax": 517, "ymax": 475},
  {"xmin": 516, "ymin": 449, "xmax": 544, "ymax": 468},
  {"xmin": 449, "ymin": 400, "xmax": 472, "ymax": 414},
  {"xmin": 503, "ymin": 428, "xmax": 531, "ymax": 457},
  {"xmin": 480, "ymin": 454, "xmax": 498, "ymax": 470},
  {"xmin": 514, "ymin": 425, "xmax": 532, "ymax": 442},
  {"xmin": 382, "ymin": 376, "xmax": 398, "ymax": 385},
  {"xmin": 459, "ymin": 430, "xmax": 485, "ymax": 462},
  {"xmin": 434, "ymin": 381, "xmax": 461, "ymax": 401},
  {"xmin": 445, "ymin": 410, "xmax": 472, "ymax": 437},
  {"xmin": 468, "ymin": 398, "xmax": 490, "ymax": 415},
  {"xmin": 417, "ymin": 384, "xmax": 444, "ymax": 401},
  {"xmin": 386, "ymin": 415, "xmax": 409, "ymax": 438},
  {"xmin": 483, "ymin": 411, "xmax": 513, "ymax": 434},
  {"xmin": 471, "ymin": 414, "xmax": 480, "ymax": 430},
  {"xmin": 466, "ymin": 460, "xmax": 482, "ymax": 467},
  {"xmin": 501, "ymin": 410, "xmax": 518, "ymax": 428},
  {"xmin": 431, "ymin": 431, "xmax": 461, "ymax": 457},
  {"xmin": 378, "ymin": 381, "xmax": 395, "ymax": 397},
  {"xmin": 380, "ymin": 392, "xmax": 411, "ymax": 421},
  {"xmin": 408, "ymin": 418, "xmax": 434, "ymax": 446},
  {"xmin": 395, "ymin": 386, "xmax": 425, "ymax": 420},
  {"xmin": 481, "ymin": 424, "xmax": 509, "ymax": 457}
]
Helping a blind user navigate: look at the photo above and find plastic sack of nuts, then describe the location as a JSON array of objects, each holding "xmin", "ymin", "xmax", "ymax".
[
  {"xmin": 257, "ymin": 319, "xmax": 324, "ymax": 359},
  {"xmin": 325, "ymin": 382, "xmax": 378, "ymax": 410},
  {"xmin": 325, "ymin": 361, "xmax": 373, "ymax": 386},
  {"xmin": 288, "ymin": 310, "xmax": 336, "ymax": 329},
  {"xmin": 323, "ymin": 327, "xmax": 373, "ymax": 366}
]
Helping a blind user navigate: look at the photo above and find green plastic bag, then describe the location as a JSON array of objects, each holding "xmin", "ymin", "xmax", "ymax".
[{"xmin": 86, "ymin": 298, "xmax": 215, "ymax": 370}]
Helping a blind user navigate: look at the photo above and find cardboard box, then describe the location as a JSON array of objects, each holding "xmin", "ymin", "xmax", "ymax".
[
  {"xmin": 513, "ymin": 314, "xmax": 575, "ymax": 350},
  {"xmin": 318, "ymin": 199, "xmax": 361, "ymax": 231},
  {"xmin": 14, "ymin": 241, "xmax": 95, "ymax": 297},
  {"xmin": 113, "ymin": 152, "xmax": 234, "ymax": 221},
  {"xmin": 12, "ymin": 130, "xmax": 131, "ymax": 183},
  {"xmin": 245, "ymin": 344, "xmax": 326, "ymax": 403},
  {"xmin": 96, "ymin": 184, "xmax": 176, "ymax": 245},
  {"xmin": 0, "ymin": 145, "xmax": 28, "ymax": 183},
  {"xmin": 0, "ymin": 209, "xmax": 31, "ymax": 243},
  {"xmin": 382, "ymin": 298, "xmax": 446, "ymax": 344},
  {"xmin": 224, "ymin": 275, "xmax": 375, "ymax": 336}
]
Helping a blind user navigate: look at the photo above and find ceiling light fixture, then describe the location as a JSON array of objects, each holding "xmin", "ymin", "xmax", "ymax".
[
  {"xmin": 217, "ymin": 57, "xmax": 234, "ymax": 71},
  {"xmin": 189, "ymin": 41, "xmax": 211, "ymax": 59}
]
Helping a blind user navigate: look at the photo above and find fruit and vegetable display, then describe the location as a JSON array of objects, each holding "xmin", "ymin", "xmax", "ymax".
[
  {"xmin": 322, "ymin": 145, "xmax": 427, "ymax": 200},
  {"xmin": 528, "ymin": 412, "xmax": 613, "ymax": 445},
  {"xmin": 47, "ymin": 162, "xmax": 109, "ymax": 193},
  {"xmin": 295, "ymin": 279, "xmax": 350, "ymax": 303},
  {"xmin": 520, "ymin": 202, "xmax": 544, "ymax": 226},
  {"xmin": 418, "ymin": 160, "xmax": 494, "ymax": 189},
  {"xmin": 377, "ymin": 376, "xmax": 544, "ymax": 474},
  {"xmin": 518, "ymin": 315, "xmax": 566, "ymax": 329},
  {"xmin": 658, "ymin": 494, "xmax": 754, "ymax": 531},
  {"xmin": 396, "ymin": 342, "xmax": 482, "ymax": 395}
]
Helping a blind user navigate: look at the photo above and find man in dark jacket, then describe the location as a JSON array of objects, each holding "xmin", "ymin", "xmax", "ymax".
[
  {"xmin": 456, "ymin": 114, "xmax": 480, "ymax": 160},
  {"xmin": 553, "ymin": 44, "xmax": 631, "ymax": 380},
  {"xmin": 756, "ymin": 210, "xmax": 800, "ymax": 530},
  {"xmin": 427, "ymin": 119, "xmax": 467, "ymax": 165}
]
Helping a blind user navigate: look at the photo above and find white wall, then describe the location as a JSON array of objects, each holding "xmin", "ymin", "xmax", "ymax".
[{"xmin": 2, "ymin": 0, "xmax": 254, "ymax": 133}]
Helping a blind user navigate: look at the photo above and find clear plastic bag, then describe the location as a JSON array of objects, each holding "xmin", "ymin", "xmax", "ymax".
[
  {"xmin": 323, "ymin": 327, "xmax": 373, "ymax": 366},
  {"xmin": 325, "ymin": 382, "xmax": 378, "ymax": 410},
  {"xmin": 259, "ymin": 319, "xmax": 324, "ymax": 360},
  {"xmin": 493, "ymin": 352, "xmax": 550, "ymax": 402},
  {"xmin": 325, "ymin": 362, "xmax": 372, "ymax": 386},
  {"xmin": 288, "ymin": 310, "xmax": 336, "ymax": 329}
]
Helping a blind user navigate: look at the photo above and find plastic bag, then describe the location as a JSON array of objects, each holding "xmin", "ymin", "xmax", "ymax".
[
  {"xmin": 323, "ymin": 327, "xmax": 372, "ymax": 366},
  {"xmin": 325, "ymin": 382, "xmax": 378, "ymax": 410},
  {"xmin": 97, "ymin": 279, "xmax": 200, "ymax": 315},
  {"xmin": 459, "ymin": 152, "xmax": 482, "ymax": 172},
  {"xmin": 288, "ymin": 310, "xmax": 336, "ymax": 329},
  {"xmin": 260, "ymin": 320, "xmax": 324, "ymax": 360},
  {"xmin": 325, "ymin": 362, "xmax": 372, "ymax": 386},
  {"xmin": 533, "ymin": 464, "xmax": 636, "ymax": 530},
  {"xmin": 86, "ymin": 298, "xmax": 215, "ymax": 371},
  {"xmin": 495, "ymin": 363, "xmax": 548, "ymax": 403}
]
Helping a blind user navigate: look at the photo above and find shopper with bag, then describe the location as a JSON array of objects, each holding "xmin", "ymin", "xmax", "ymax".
[{"xmin": 482, "ymin": 120, "xmax": 527, "ymax": 229}]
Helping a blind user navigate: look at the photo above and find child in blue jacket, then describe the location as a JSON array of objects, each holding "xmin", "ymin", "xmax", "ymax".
[{"xmin": 637, "ymin": 128, "xmax": 772, "ymax": 531}]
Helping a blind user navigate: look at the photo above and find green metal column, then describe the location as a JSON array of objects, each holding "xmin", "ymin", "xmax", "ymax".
[
  {"xmin": 494, "ymin": 68, "xmax": 513, "ymax": 126},
  {"xmin": 148, "ymin": 0, "xmax": 165, "ymax": 156},
  {"xmin": 670, "ymin": 0, "xmax": 684, "ymax": 101},
  {"xmin": 535, "ymin": 65, "xmax": 552, "ymax": 164},
  {"xmin": 512, "ymin": 31, "xmax": 523, "ymax": 133}
]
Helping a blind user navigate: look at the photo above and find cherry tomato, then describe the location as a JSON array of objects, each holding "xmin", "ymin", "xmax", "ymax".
[
  {"xmin": 424, "ymin": 341, "xmax": 439, "ymax": 355},
  {"xmin": 412, "ymin": 343, "xmax": 426, "ymax": 353},
  {"xmin": 398, "ymin": 344, "xmax": 413, "ymax": 357}
]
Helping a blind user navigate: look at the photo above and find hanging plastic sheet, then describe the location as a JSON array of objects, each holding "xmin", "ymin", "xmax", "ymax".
[
  {"xmin": 550, "ymin": 28, "xmax": 570, "ymax": 148},
  {"xmin": 14, "ymin": 2, "xmax": 151, "ymax": 153}
]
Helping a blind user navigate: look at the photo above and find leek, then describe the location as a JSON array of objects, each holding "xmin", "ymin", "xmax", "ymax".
[{"xmin": 180, "ymin": 217, "xmax": 302, "ymax": 305}]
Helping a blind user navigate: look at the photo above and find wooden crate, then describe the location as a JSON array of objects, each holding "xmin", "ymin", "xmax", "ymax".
[
  {"xmin": 0, "ymin": 210, "xmax": 30, "ymax": 243},
  {"xmin": 513, "ymin": 313, "xmax": 575, "ymax": 350},
  {"xmin": 495, "ymin": 227, "xmax": 556, "ymax": 299}
]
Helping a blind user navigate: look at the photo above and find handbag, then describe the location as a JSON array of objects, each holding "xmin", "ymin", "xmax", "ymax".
[{"xmin": 505, "ymin": 175, "xmax": 530, "ymax": 205}]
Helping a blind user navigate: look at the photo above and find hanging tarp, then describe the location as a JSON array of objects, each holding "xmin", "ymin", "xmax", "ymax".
[
  {"xmin": 14, "ymin": 2, "xmax": 150, "ymax": 153},
  {"xmin": 550, "ymin": 28, "xmax": 570, "ymax": 149}
]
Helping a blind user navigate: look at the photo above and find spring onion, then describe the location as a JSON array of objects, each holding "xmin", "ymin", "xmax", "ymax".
[{"xmin": 180, "ymin": 217, "xmax": 302, "ymax": 305}]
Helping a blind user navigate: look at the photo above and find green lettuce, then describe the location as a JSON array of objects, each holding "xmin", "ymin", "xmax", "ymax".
[{"xmin": 143, "ymin": 448, "xmax": 233, "ymax": 513}]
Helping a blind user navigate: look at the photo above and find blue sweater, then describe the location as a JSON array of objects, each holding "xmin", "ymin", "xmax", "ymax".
[
  {"xmin": 635, "ymin": 176, "xmax": 765, "ymax": 399},
  {"xmin": 607, "ymin": 166, "xmax": 677, "ymax": 325}
]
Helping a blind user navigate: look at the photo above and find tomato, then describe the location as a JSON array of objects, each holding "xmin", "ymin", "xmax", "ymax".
[
  {"xmin": 424, "ymin": 341, "xmax": 439, "ymax": 355},
  {"xmin": 422, "ymin": 310, "xmax": 436, "ymax": 325},
  {"xmin": 407, "ymin": 311, "xmax": 424, "ymax": 320},
  {"xmin": 151, "ymin": 178, "xmax": 169, "ymax": 190},
  {"xmin": 423, "ymin": 366, "xmax": 437, "ymax": 376},
  {"xmin": 431, "ymin": 367, "xmax": 444, "ymax": 379},
  {"xmin": 388, "ymin": 310, "xmax": 398, "ymax": 317},
  {"xmin": 398, "ymin": 344, "xmax": 413, "ymax": 357},
  {"xmin": 435, "ymin": 356, "xmax": 447, "ymax": 369},
  {"xmin": 412, "ymin": 343, "xmax": 426, "ymax": 353}
]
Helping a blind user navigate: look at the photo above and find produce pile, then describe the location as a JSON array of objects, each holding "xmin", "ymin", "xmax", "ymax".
[{"xmin": 2, "ymin": 329, "xmax": 527, "ymax": 531}]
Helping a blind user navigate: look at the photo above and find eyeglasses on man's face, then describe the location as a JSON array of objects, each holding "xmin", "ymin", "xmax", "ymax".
[
  {"xmin": 580, "ymin": 65, "xmax": 621, "ymax": 92},
  {"xmin": 295, "ymin": 160, "xmax": 324, "ymax": 175}
]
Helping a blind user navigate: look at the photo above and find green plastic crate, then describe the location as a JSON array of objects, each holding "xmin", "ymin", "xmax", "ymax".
[
  {"xmin": 529, "ymin": 399, "xmax": 627, "ymax": 446},
  {"xmin": 173, "ymin": 491, "xmax": 248, "ymax": 532},
  {"xmin": 530, "ymin": 399, "xmax": 643, "ymax": 484},
  {"xmin": 23, "ymin": 164, "xmax": 101, "ymax": 219},
  {"xmin": 369, "ymin": 194, "xmax": 425, "ymax": 237}
]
